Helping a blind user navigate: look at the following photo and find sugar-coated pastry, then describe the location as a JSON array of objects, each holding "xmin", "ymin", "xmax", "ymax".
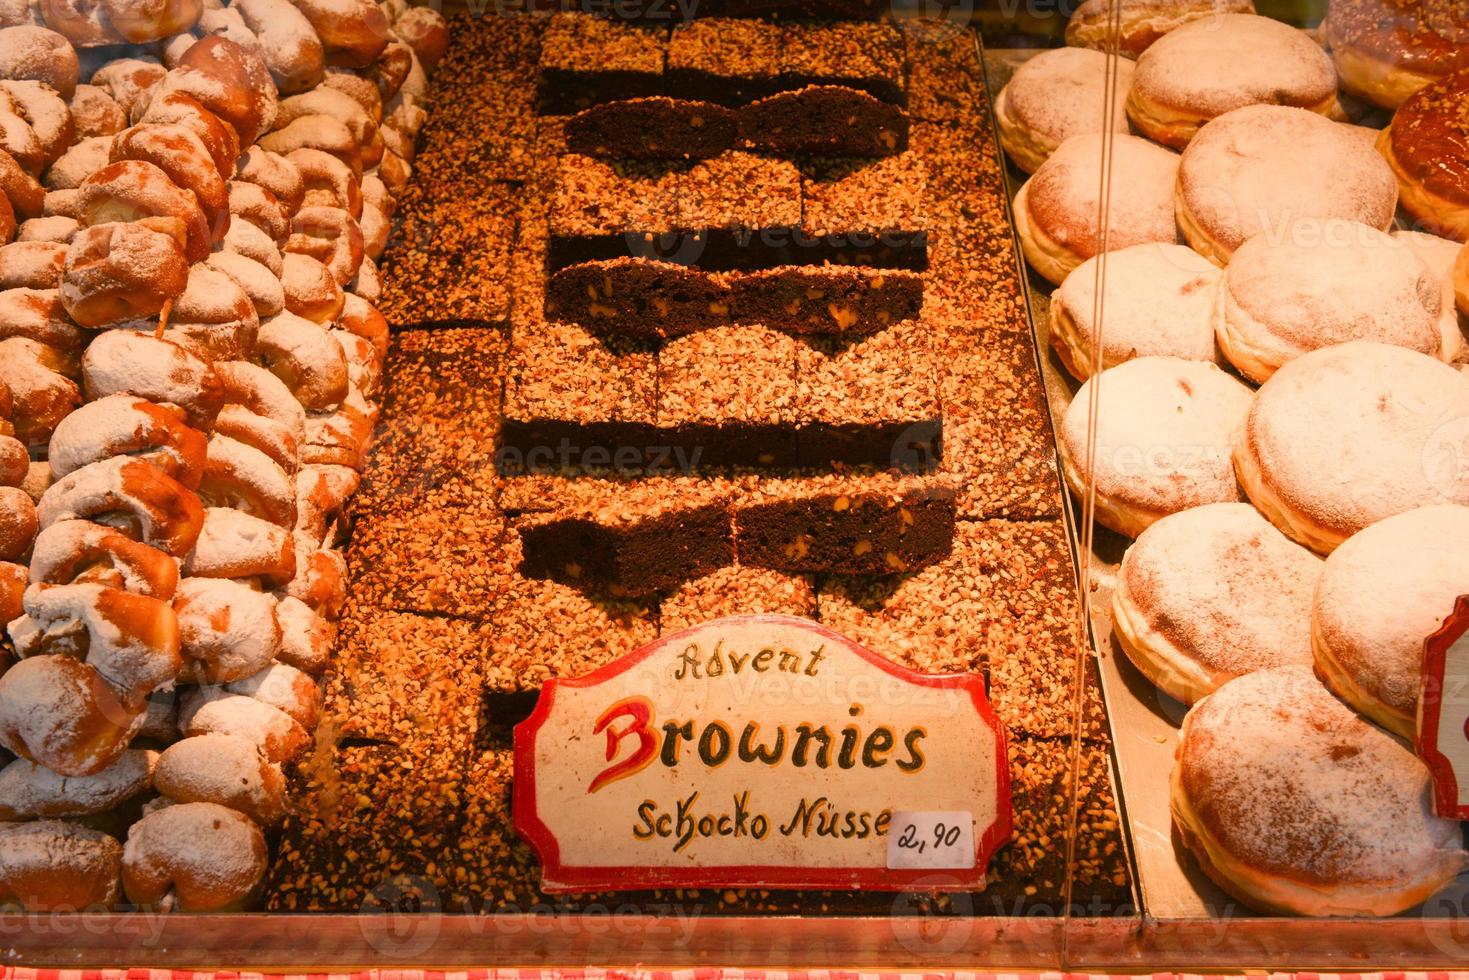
[
  {"xmin": 0, "ymin": 482, "xmax": 34, "ymax": 559},
  {"xmin": 1114, "ymin": 502, "xmax": 1321, "ymax": 705},
  {"xmin": 1177, "ymin": 105, "xmax": 1398, "ymax": 264},
  {"xmin": 1051, "ymin": 242, "xmax": 1221, "ymax": 381},
  {"xmin": 1458, "ymin": 241, "xmax": 1469, "ymax": 318},
  {"xmin": 1312, "ymin": 504, "xmax": 1469, "ymax": 738},
  {"xmin": 256, "ymin": 309, "xmax": 349, "ymax": 410},
  {"xmin": 1379, "ymin": 70, "xmax": 1469, "ymax": 243},
  {"xmin": 81, "ymin": 331, "xmax": 223, "ymax": 430},
  {"xmin": 108, "ymin": 124, "xmax": 229, "ymax": 238},
  {"xmin": 0, "ymin": 748, "xmax": 155, "ymax": 819},
  {"xmin": 76, "ymin": 160, "xmax": 211, "ymax": 262},
  {"xmin": 1393, "ymin": 229, "xmax": 1468, "ymax": 362},
  {"xmin": 153, "ymin": 732, "xmax": 285, "ymax": 826},
  {"xmin": 29, "ymin": 518, "xmax": 179, "ymax": 598},
  {"xmin": 0, "ymin": 654, "xmax": 144, "ymax": 776},
  {"xmin": 1216, "ymin": 221, "xmax": 1444, "ymax": 382},
  {"xmin": 69, "ymin": 84, "xmax": 126, "ymax": 139},
  {"xmin": 2, "ymin": 81, "xmax": 72, "ymax": 168},
  {"xmin": 182, "ymin": 505, "xmax": 294, "ymax": 585},
  {"xmin": 230, "ymin": 0, "xmax": 324, "ymax": 95},
  {"xmin": 274, "ymin": 592, "xmax": 333, "ymax": 676},
  {"xmin": 179, "ymin": 688, "xmax": 308, "ymax": 763},
  {"xmin": 121, "ymin": 801, "xmax": 267, "ymax": 911},
  {"xmin": 395, "ymin": 6, "xmax": 448, "ymax": 70},
  {"xmin": 1235, "ymin": 341, "xmax": 1469, "ymax": 554},
  {"xmin": 0, "ymin": 335, "xmax": 80, "ymax": 448},
  {"xmin": 60, "ymin": 221, "xmax": 189, "ymax": 329},
  {"xmin": 173, "ymin": 576, "xmax": 281, "ymax": 684},
  {"xmin": 1015, "ymin": 133, "xmax": 1180, "ymax": 286},
  {"xmin": 0, "ymin": 240, "xmax": 65, "ymax": 289},
  {"xmin": 137, "ymin": 90, "xmax": 241, "ymax": 183},
  {"xmin": 48, "ymin": 394, "xmax": 207, "ymax": 489},
  {"xmin": 37, "ymin": 455, "xmax": 205, "ymax": 557},
  {"xmin": 198, "ymin": 432, "xmax": 295, "ymax": 527},
  {"xmin": 1065, "ymin": 0, "xmax": 1256, "ymax": 58},
  {"xmin": 212, "ymin": 360, "xmax": 306, "ymax": 445},
  {"xmin": 1172, "ymin": 666, "xmax": 1467, "ymax": 916},
  {"xmin": 1323, "ymin": 0, "xmax": 1469, "ymax": 109},
  {"xmin": 160, "ymin": 263, "xmax": 261, "ymax": 363},
  {"xmin": 1126, "ymin": 15, "xmax": 1339, "ymax": 149},
  {"xmin": 0, "ymin": 26, "xmax": 77, "ymax": 99},
  {"xmin": 1059, "ymin": 356, "xmax": 1253, "ymax": 537},
  {"xmin": 0, "ymin": 821, "xmax": 120, "ymax": 910},
  {"xmin": 995, "ymin": 47, "xmax": 1134, "ymax": 174},
  {"xmin": 226, "ymin": 661, "xmax": 320, "ymax": 731}
]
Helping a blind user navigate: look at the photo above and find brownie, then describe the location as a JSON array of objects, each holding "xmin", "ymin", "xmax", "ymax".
[
  {"xmin": 514, "ymin": 479, "xmax": 734, "ymax": 596},
  {"xmin": 377, "ymin": 327, "xmax": 506, "ymax": 423},
  {"xmin": 778, "ymin": 22, "xmax": 906, "ymax": 107},
  {"xmin": 665, "ymin": 18, "xmax": 780, "ymax": 107},
  {"xmin": 725, "ymin": 265, "xmax": 923, "ymax": 336},
  {"xmin": 801, "ymin": 153, "xmax": 929, "ymax": 270},
  {"xmin": 500, "ymin": 318, "xmax": 660, "ymax": 476},
  {"xmin": 718, "ymin": 0, "xmax": 885, "ymax": 16},
  {"xmin": 734, "ymin": 472, "xmax": 956, "ymax": 575},
  {"xmin": 545, "ymin": 258, "xmax": 730, "ymax": 340},
  {"xmin": 348, "ymin": 505, "xmax": 518, "ymax": 618},
  {"xmin": 536, "ymin": 13, "xmax": 667, "ymax": 114},
  {"xmin": 738, "ymin": 86, "xmax": 910, "ymax": 157},
  {"xmin": 437, "ymin": 748, "xmax": 544, "ymax": 913},
  {"xmin": 793, "ymin": 319, "xmax": 941, "ymax": 470},
  {"xmin": 656, "ymin": 324, "xmax": 800, "ymax": 468},
  {"xmin": 901, "ymin": 21, "xmax": 989, "ymax": 130},
  {"xmin": 564, "ymin": 97, "xmax": 738, "ymax": 160},
  {"xmin": 378, "ymin": 180, "xmax": 516, "ymax": 328},
  {"xmin": 659, "ymin": 564, "xmax": 816, "ymax": 633},
  {"xmin": 676, "ymin": 151, "xmax": 802, "ymax": 269},
  {"xmin": 547, "ymin": 153, "xmax": 684, "ymax": 269}
]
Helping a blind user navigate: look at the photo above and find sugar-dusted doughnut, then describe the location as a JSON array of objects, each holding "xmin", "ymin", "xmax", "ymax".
[
  {"xmin": 173, "ymin": 576, "xmax": 281, "ymax": 684},
  {"xmin": 1127, "ymin": 14, "xmax": 1339, "ymax": 149},
  {"xmin": 29, "ymin": 518, "xmax": 179, "ymax": 598},
  {"xmin": 1312, "ymin": 504, "xmax": 1469, "ymax": 738},
  {"xmin": 1394, "ymin": 229, "xmax": 1468, "ymax": 362},
  {"xmin": 1172, "ymin": 665, "xmax": 1467, "ymax": 916},
  {"xmin": 81, "ymin": 330, "xmax": 223, "ymax": 430},
  {"xmin": 1065, "ymin": 0, "xmax": 1256, "ymax": 58},
  {"xmin": 1015, "ymin": 132, "xmax": 1180, "ymax": 286},
  {"xmin": 48, "ymin": 393, "xmax": 207, "ymax": 488},
  {"xmin": 182, "ymin": 505, "xmax": 294, "ymax": 585},
  {"xmin": 0, "ymin": 748, "xmax": 155, "ymax": 820},
  {"xmin": 179, "ymin": 688, "xmax": 307, "ymax": 763},
  {"xmin": 0, "ymin": 820, "xmax": 120, "ymax": 909},
  {"xmin": 1216, "ymin": 221, "xmax": 1445, "ymax": 382},
  {"xmin": 121, "ymin": 801, "xmax": 267, "ymax": 911},
  {"xmin": 1177, "ymin": 105, "xmax": 1398, "ymax": 264},
  {"xmin": 1050, "ymin": 242, "xmax": 1221, "ymax": 381},
  {"xmin": 153, "ymin": 732, "xmax": 285, "ymax": 826},
  {"xmin": 36, "ymin": 455, "xmax": 205, "ymax": 557},
  {"xmin": 1059, "ymin": 356, "xmax": 1253, "ymax": 537},
  {"xmin": 1379, "ymin": 70, "xmax": 1469, "ymax": 243},
  {"xmin": 1323, "ymin": 0, "xmax": 1469, "ymax": 109},
  {"xmin": 0, "ymin": 25, "xmax": 77, "ymax": 99},
  {"xmin": 59, "ymin": 221, "xmax": 189, "ymax": 328},
  {"xmin": 1235, "ymin": 341, "xmax": 1469, "ymax": 553},
  {"xmin": 0, "ymin": 654, "xmax": 144, "ymax": 776},
  {"xmin": 1114, "ymin": 502, "xmax": 1321, "ymax": 705},
  {"xmin": 995, "ymin": 47, "xmax": 1134, "ymax": 174}
]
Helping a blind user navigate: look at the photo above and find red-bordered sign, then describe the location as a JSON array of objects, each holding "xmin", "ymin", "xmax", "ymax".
[
  {"xmin": 1418, "ymin": 594, "xmax": 1469, "ymax": 819},
  {"xmin": 513, "ymin": 614, "xmax": 1011, "ymax": 893}
]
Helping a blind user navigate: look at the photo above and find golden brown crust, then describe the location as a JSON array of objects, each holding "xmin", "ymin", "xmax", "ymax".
[
  {"xmin": 1384, "ymin": 73, "xmax": 1469, "ymax": 239},
  {"xmin": 1325, "ymin": 0, "xmax": 1469, "ymax": 81}
]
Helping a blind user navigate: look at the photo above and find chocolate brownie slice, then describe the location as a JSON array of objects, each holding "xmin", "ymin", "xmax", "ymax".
[
  {"xmin": 547, "ymin": 153, "xmax": 682, "ymax": 269},
  {"xmin": 666, "ymin": 18, "xmax": 780, "ymax": 106},
  {"xmin": 801, "ymin": 153, "xmax": 930, "ymax": 271},
  {"xmin": 738, "ymin": 86, "xmax": 910, "ymax": 157},
  {"xmin": 659, "ymin": 564, "xmax": 817, "ymax": 633},
  {"xmin": 778, "ymin": 22, "xmax": 907, "ymax": 106},
  {"xmin": 545, "ymin": 258, "xmax": 730, "ymax": 340},
  {"xmin": 725, "ymin": 265, "xmax": 922, "ymax": 336},
  {"xmin": 536, "ymin": 13, "xmax": 667, "ymax": 114},
  {"xmin": 735, "ymin": 473, "xmax": 956, "ymax": 575},
  {"xmin": 515, "ymin": 479, "xmax": 734, "ymax": 596},
  {"xmin": 676, "ymin": 151, "xmax": 801, "ymax": 269},
  {"xmin": 564, "ymin": 97, "xmax": 738, "ymax": 160}
]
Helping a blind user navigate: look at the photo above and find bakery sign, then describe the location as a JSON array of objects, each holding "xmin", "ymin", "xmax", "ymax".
[
  {"xmin": 513, "ymin": 614, "xmax": 1010, "ymax": 891},
  {"xmin": 1419, "ymin": 595, "xmax": 1469, "ymax": 819}
]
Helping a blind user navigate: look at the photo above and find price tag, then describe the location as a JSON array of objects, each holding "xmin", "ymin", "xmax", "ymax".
[{"xmin": 886, "ymin": 811, "xmax": 976, "ymax": 870}]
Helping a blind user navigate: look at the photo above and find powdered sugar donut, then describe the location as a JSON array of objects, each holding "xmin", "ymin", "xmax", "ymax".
[
  {"xmin": 1051, "ymin": 242, "xmax": 1221, "ymax": 381},
  {"xmin": 1172, "ymin": 665, "xmax": 1467, "ymax": 916},
  {"xmin": 1215, "ymin": 221, "xmax": 1445, "ymax": 383},
  {"xmin": 121, "ymin": 801, "xmax": 267, "ymax": 912},
  {"xmin": 1113, "ymin": 502, "xmax": 1321, "ymax": 705},
  {"xmin": 1393, "ymin": 229, "xmax": 1467, "ymax": 362},
  {"xmin": 153, "ymin": 732, "xmax": 285, "ymax": 827},
  {"xmin": 1065, "ymin": 0, "xmax": 1256, "ymax": 58},
  {"xmin": 1059, "ymin": 356, "xmax": 1254, "ymax": 537},
  {"xmin": 1015, "ymin": 132, "xmax": 1181, "ymax": 286},
  {"xmin": 1127, "ymin": 14, "xmax": 1340, "ymax": 149},
  {"xmin": 1312, "ymin": 504, "xmax": 1469, "ymax": 738},
  {"xmin": 0, "ymin": 820, "xmax": 120, "ymax": 910},
  {"xmin": 995, "ymin": 47, "xmax": 1134, "ymax": 174},
  {"xmin": 1176, "ymin": 105, "xmax": 1399, "ymax": 265},
  {"xmin": 173, "ymin": 577, "xmax": 281, "ymax": 685},
  {"xmin": 1234, "ymin": 341, "xmax": 1469, "ymax": 553},
  {"xmin": 0, "ymin": 747, "xmax": 155, "ymax": 819}
]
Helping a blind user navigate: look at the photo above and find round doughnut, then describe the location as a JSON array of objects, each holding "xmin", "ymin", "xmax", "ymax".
[
  {"xmin": 276, "ymin": 87, "xmax": 376, "ymax": 157},
  {"xmin": 257, "ymin": 113, "xmax": 360, "ymax": 174},
  {"xmin": 1126, "ymin": 15, "xmax": 1339, "ymax": 149},
  {"xmin": 1051, "ymin": 242, "xmax": 1221, "ymax": 381},
  {"xmin": 1216, "ymin": 221, "xmax": 1445, "ymax": 383},
  {"xmin": 162, "ymin": 263, "xmax": 260, "ymax": 363},
  {"xmin": 1113, "ymin": 502, "xmax": 1321, "ymax": 706},
  {"xmin": 279, "ymin": 251, "xmax": 344, "ymax": 323},
  {"xmin": 1172, "ymin": 665, "xmax": 1467, "ymax": 916},
  {"xmin": 220, "ymin": 213, "xmax": 282, "ymax": 276},
  {"xmin": 230, "ymin": 0, "xmax": 324, "ymax": 95},
  {"xmin": 1312, "ymin": 504, "xmax": 1469, "ymax": 738},
  {"xmin": 1177, "ymin": 105, "xmax": 1399, "ymax": 264},
  {"xmin": 0, "ymin": 335, "xmax": 79, "ymax": 448},
  {"xmin": 1394, "ymin": 229, "xmax": 1468, "ymax": 362},
  {"xmin": 59, "ymin": 220, "xmax": 188, "ymax": 328},
  {"xmin": 43, "ymin": 134, "xmax": 108, "ymax": 191},
  {"xmin": 1379, "ymin": 70, "xmax": 1469, "ymax": 243},
  {"xmin": 1234, "ymin": 341, "xmax": 1469, "ymax": 554},
  {"xmin": 0, "ymin": 25, "xmax": 77, "ymax": 99},
  {"xmin": 182, "ymin": 505, "xmax": 294, "ymax": 585},
  {"xmin": 284, "ymin": 205, "xmax": 363, "ymax": 286},
  {"xmin": 1323, "ymin": 0, "xmax": 1469, "ymax": 109},
  {"xmin": 205, "ymin": 249, "xmax": 284, "ymax": 318},
  {"xmin": 101, "ymin": 0, "xmax": 201, "ymax": 44},
  {"xmin": 226, "ymin": 178, "xmax": 288, "ymax": 241},
  {"xmin": 29, "ymin": 518, "xmax": 179, "ymax": 597},
  {"xmin": 197, "ymin": 431, "xmax": 294, "ymax": 527},
  {"xmin": 395, "ymin": 6, "xmax": 448, "ymax": 70},
  {"xmin": 1059, "ymin": 356, "xmax": 1253, "ymax": 538},
  {"xmin": 0, "ymin": 239, "xmax": 65, "ymax": 288},
  {"xmin": 178, "ymin": 688, "xmax": 306, "ymax": 763},
  {"xmin": 48, "ymin": 393, "xmax": 207, "ymax": 488},
  {"xmin": 75, "ymin": 160, "xmax": 211, "ymax": 262},
  {"xmin": 69, "ymin": 83, "xmax": 126, "ymax": 138},
  {"xmin": 1, "ymin": 80, "xmax": 72, "ymax": 168},
  {"xmin": 121, "ymin": 801, "xmax": 267, "ymax": 912},
  {"xmin": 0, "ymin": 654, "xmax": 144, "ymax": 776},
  {"xmin": 36, "ymin": 454, "xmax": 205, "ymax": 558},
  {"xmin": 0, "ymin": 748, "xmax": 155, "ymax": 820},
  {"xmin": 234, "ymin": 147, "xmax": 303, "ymax": 216},
  {"xmin": 157, "ymin": 37, "xmax": 278, "ymax": 147},
  {"xmin": 87, "ymin": 58, "xmax": 165, "ymax": 119},
  {"xmin": 1065, "ymin": 0, "xmax": 1256, "ymax": 58},
  {"xmin": 0, "ymin": 285, "xmax": 84, "ymax": 351},
  {"xmin": 173, "ymin": 576, "xmax": 281, "ymax": 684},
  {"xmin": 0, "ymin": 482, "xmax": 35, "ymax": 559},
  {"xmin": 287, "ymin": 146, "xmax": 361, "ymax": 218},
  {"xmin": 0, "ymin": 820, "xmax": 120, "ymax": 910},
  {"xmin": 153, "ymin": 732, "xmax": 285, "ymax": 827},
  {"xmin": 81, "ymin": 330, "xmax": 223, "ymax": 430},
  {"xmin": 995, "ymin": 47, "xmax": 1134, "ymax": 174},
  {"xmin": 1014, "ymin": 132, "xmax": 1180, "ymax": 286}
]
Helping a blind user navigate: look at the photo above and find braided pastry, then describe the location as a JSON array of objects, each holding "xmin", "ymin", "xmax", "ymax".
[
  {"xmin": 173, "ymin": 575, "xmax": 280, "ymax": 683},
  {"xmin": 205, "ymin": 250, "xmax": 283, "ymax": 318},
  {"xmin": 121, "ymin": 801, "xmax": 266, "ymax": 911},
  {"xmin": 212, "ymin": 359, "xmax": 304, "ymax": 442},
  {"xmin": 0, "ymin": 335, "xmax": 79, "ymax": 447},
  {"xmin": 179, "ymin": 687, "xmax": 308, "ymax": 762},
  {"xmin": 69, "ymin": 83, "xmax": 126, "ymax": 138},
  {"xmin": 273, "ymin": 592, "xmax": 332, "ymax": 676},
  {"xmin": 0, "ymin": 240, "xmax": 65, "ymax": 288},
  {"xmin": 77, "ymin": 160, "xmax": 211, "ymax": 262},
  {"xmin": 0, "ymin": 820, "xmax": 120, "ymax": 910},
  {"xmin": 0, "ymin": 747, "xmax": 154, "ymax": 821},
  {"xmin": 2, "ymin": 81, "xmax": 72, "ymax": 168},
  {"xmin": 0, "ymin": 25, "xmax": 77, "ymax": 98},
  {"xmin": 257, "ymin": 308, "xmax": 348, "ymax": 409},
  {"xmin": 286, "ymin": 146, "xmax": 360, "ymax": 218},
  {"xmin": 49, "ymin": 394, "xmax": 206, "ymax": 489},
  {"xmin": 0, "ymin": 482, "xmax": 34, "ymax": 559},
  {"xmin": 152, "ymin": 732, "xmax": 284, "ymax": 826},
  {"xmin": 0, "ymin": 286, "xmax": 84, "ymax": 351},
  {"xmin": 60, "ymin": 220, "xmax": 188, "ymax": 327},
  {"xmin": 230, "ymin": 0, "xmax": 323, "ymax": 95},
  {"xmin": 37, "ymin": 455, "xmax": 205, "ymax": 556},
  {"xmin": 285, "ymin": 205, "xmax": 362, "ymax": 285},
  {"xmin": 182, "ymin": 505, "xmax": 294, "ymax": 584},
  {"xmin": 234, "ymin": 147, "xmax": 302, "ymax": 215},
  {"xmin": 137, "ymin": 90, "xmax": 239, "ymax": 181},
  {"xmin": 0, "ymin": 654, "xmax": 144, "ymax": 775},
  {"xmin": 109, "ymin": 124, "xmax": 228, "ymax": 237},
  {"xmin": 198, "ymin": 432, "xmax": 294, "ymax": 527},
  {"xmin": 212, "ymin": 403, "xmax": 297, "ymax": 475},
  {"xmin": 81, "ymin": 330, "xmax": 223, "ymax": 429},
  {"xmin": 30, "ymin": 518, "xmax": 179, "ymax": 597},
  {"xmin": 278, "ymin": 251, "xmax": 342, "ymax": 323}
]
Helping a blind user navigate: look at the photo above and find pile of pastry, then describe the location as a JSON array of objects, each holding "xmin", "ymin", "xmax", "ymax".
[
  {"xmin": 999, "ymin": 0, "xmax": 1469, "ymax": 918},
  {"xmin": 0, "ymin": 0, "xmax": 446, "ymax": 912}
]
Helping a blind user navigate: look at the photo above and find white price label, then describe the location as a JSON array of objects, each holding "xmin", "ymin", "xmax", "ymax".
[{"xmin": 885, "ymin": 811, "xmax": 976, "ymax": 870}]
